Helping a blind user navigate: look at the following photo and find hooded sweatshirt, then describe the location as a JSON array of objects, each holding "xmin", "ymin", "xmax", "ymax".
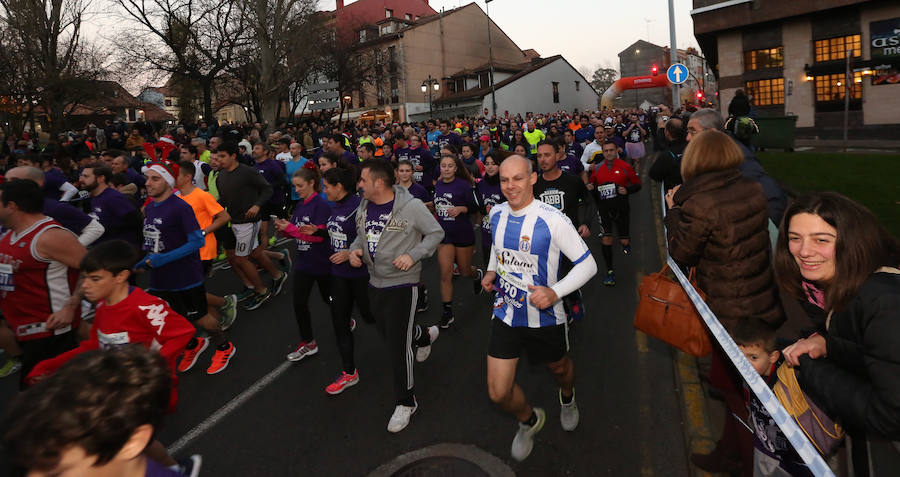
[{"xmin": 350, "ymin": 185, "xmax": 444, "ymax": 288}]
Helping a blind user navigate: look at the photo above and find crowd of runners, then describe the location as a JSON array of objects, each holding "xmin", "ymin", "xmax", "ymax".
[{"xmin": 1, "ymin": 103, "xmax": 897, "ymax": 477}]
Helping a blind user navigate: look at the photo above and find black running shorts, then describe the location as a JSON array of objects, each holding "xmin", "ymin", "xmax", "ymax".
[
  {"xmin": 150, "ymin": 285, "xmax": 208, "ymax": 322},
  {"xmin": 597, "ymin": 206, "xmax": 630, "ymax": 239},
  {"xmin": 488, "ymin": 317, "xmax": 568, "ymax": 365}
]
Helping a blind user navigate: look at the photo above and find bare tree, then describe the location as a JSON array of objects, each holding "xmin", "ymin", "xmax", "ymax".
[
  {"xmin": 232, "ymin": 0, "xmax": 322, "ymax": 127},
  {"xmin": 0, "ymin": 0, "xmax": 108, "ymax": 136},
  {"xmin": 112, "ymin": 0, "xmax": 249, "ymax": 122},
  {"xmin": 319, "ymin": 21, "xmax": 378, "ymax": 120}
]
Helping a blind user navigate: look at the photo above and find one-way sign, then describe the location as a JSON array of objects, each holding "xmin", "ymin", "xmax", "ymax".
[{"xmin": 667, "ymin": 63, "xmax": 688, "ymax": 85}]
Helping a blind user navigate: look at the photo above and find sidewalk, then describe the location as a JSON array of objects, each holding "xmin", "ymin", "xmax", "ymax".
[{"xmin": 793, "ymin": 138, "xmax": 900, "ymax": 151}]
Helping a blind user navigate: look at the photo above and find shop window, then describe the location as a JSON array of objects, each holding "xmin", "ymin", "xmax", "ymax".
[
  {"xmin": 552, "ymin": 82, "xmax": 559, "ymax": 103},
  {"xmin": 743, "ymin": 47, "xmax": 783, "ymax": 71},
  {"xmin": 814, "ymin": 35, "xmax": 862, "ymax": 62},
  {"xmin": 744, "ymin": 78, "xmax": 785, "ymax": 106},
  {"xmin": 814, "ymin": 72, "xmax": 863, "ymax": 102}
]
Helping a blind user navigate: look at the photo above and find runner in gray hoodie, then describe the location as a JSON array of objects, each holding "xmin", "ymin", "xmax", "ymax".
[{"xmin": 348, "ymin": 159, "xmax": 444, "ymax": 433}]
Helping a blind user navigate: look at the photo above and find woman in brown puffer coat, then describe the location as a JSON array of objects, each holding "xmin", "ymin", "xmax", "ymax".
[{"xmin": 664, "ymin": 129, "xmax": 784, "ymax": 477}]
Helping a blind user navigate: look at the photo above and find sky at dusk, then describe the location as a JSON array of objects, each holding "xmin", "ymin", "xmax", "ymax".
[{"xmin": 320, "ymin": 0, "xmax": 702, "ymax": 74}]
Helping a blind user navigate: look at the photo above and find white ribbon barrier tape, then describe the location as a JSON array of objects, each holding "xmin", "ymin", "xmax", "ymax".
[{"xmin": 659, "ymin": 185, "xmax": 834, "ymax": 477}]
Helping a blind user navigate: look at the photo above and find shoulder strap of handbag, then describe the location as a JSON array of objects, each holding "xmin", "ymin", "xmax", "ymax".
[{"xmin": 827, "ymin": 267, "xmax": 900, "ymax": 329}]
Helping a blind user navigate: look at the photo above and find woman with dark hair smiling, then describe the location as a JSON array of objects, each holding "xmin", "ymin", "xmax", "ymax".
[{"xmin": 775, "ymin": 192, "xmax": 900, "ymax": 474}]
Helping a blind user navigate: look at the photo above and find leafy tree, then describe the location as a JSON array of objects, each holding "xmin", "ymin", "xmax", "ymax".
[{"xmin": 590, "ymin": 67, "xmax": 618, "ymax": 94}]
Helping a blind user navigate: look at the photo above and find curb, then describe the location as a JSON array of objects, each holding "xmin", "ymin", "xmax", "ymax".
[{"xmin": 649, "ymin": 176, "xmax": 716, "ymax": 477}]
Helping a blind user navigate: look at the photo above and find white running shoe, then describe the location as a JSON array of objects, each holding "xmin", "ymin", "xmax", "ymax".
[
  {"xmin": 559, "ymin": 389, "xmax": 579, "ymax": 431},
  {"xmin": 387, "ymin": 400, "xmax": 418, "ymax": 433},
  {"xmin": 511, "ymin": 407, "xmax": 546, "ymax": 461},
  {"xmin": 415, "ymin": 326, "xmax": 440, "ymax": 362}
]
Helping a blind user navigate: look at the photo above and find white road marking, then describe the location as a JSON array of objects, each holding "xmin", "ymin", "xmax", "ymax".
[{"xmin": 168, "ymin": 361, "xmax": 293, "ymax": 455}]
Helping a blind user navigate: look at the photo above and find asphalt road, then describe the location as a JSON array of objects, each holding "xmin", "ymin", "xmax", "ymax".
[{"xmin": 0, "ymin": 174, "xmax": 691, "ymax": 476}]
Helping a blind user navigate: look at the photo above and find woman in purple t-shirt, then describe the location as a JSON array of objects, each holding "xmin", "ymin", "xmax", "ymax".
[
  {"xmin": 475, "ymin": 153, "xmax": 505, "ymax": 269},
  {"xmin": 275, "ymin": 165, "xmax": 332, "ymax": 364},
  {"xmin": 434, "ymin": 154, "xmax": 483, "ymax": 329}
]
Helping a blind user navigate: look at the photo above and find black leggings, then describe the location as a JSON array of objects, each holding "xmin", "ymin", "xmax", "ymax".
[
  {"xmin": 330, "ymin": 275, "xmax": 375, "ymax": 373},
  {"xmin": 292, "ymin": 272, "xmax": 332, "ymax": 343}
]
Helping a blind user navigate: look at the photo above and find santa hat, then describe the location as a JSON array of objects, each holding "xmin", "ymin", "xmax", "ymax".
[{"xmin": 142, "ymin": 160, "xmax": 179, "ymax": 188}]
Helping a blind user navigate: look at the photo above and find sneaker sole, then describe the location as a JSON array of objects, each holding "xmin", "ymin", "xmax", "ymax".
[
  {"xmin": 207, "ymin": 347, "xmax": 235, "ymax": 375},
  {"xmin": 326, "ymin": 376, "xmax": 360, "ymax": 395},
  {"xmin": 178, "ymin": 339, "xmax": 209, "ymax": 373}
]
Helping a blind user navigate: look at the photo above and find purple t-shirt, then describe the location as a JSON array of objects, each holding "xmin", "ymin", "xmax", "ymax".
[
  {"xmin": 90, "ymin": 187, "xmax": 139, "ymax": 245},
  {"xmin": 406, "ymin": 182, "xmax": 432, "ymax": 204},
  {"xmin": 42, "ymin": 168, "xmax": 69, "ymax": 200},
  {"xmin": 436, "ymin": 132, "xmax": 462, "ymax": 152},
  {"xmin": 328, "ymin": 194, "xmax": 367, "ymax": 278},
  {"xmin": 561, "ymin": 143, "xmax": 585, "ymax": 176},
  {"xmin": 434, "ymin": 177, "xmax": 476, "ymax": 245},
  {"xmin": 395, "ymin": 147, "xmax": 435, "ymax": 187},
  {"xmin": 145, "ymin": 458, "xmax": 185, "ymax": 477},
  {"xmin": 290, "ymin": 193, "xmax": 332, "ymax": 274},
  {"xmin": 143, "ymin": 195, "xmax": 204, "ymax": 291},
  {"xmin": 43, "ymin": 198, "xmax": 91, "ymax": 235},
  {"xmin": 255, "ymin": 159, "xmax": 286, "ymax": 206},
  {"xmin": 476, "ymin": 178, "xmax": 504, "ymax": 240},
  {"xmin": 365, "ymin": 200, "xmax": 393, "ymax": 259}
]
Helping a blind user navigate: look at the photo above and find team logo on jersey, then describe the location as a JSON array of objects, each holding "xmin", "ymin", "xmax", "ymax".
[
  {"xmin": 519, "ymin": 235, "xmax": 531, "ymax": 252},
  {"xmin": 539, "ymin": 189, "xmax": 564, "ymax": 210}
]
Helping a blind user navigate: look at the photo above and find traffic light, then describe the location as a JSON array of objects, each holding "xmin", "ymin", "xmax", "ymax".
[
  {"xmin": 651, "ymin": 64, "xmax": 659, "ymax": 76},
  {"xmin": 696, "ymin": 91, "xmax": 704, "ymax": 100}
]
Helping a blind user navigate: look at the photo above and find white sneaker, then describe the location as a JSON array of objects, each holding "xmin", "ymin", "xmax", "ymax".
[
  {"xmin": 559, "ymin": 389, "xmax": 579, "ymax": 431},
  {"xmin": 387, "ymin": 400, "xmax": 418, "ymax": 433},
  {"xmin": 511, "ymin": 407, "xmax": 546, "ymax": 461},
  {"xmin": 415, "ymin": 326, "xmax": 440, "ymax": 362}
]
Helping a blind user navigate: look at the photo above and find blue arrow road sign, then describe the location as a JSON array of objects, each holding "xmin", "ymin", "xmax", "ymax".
[{"xmin": 667, "ymin": 64, "xmax": 688, "ymax": 85}]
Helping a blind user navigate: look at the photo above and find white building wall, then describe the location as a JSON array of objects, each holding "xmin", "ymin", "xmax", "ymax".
[{"xmin": 484, "ymin": 59, "xmax": 599, "ymax": 116}]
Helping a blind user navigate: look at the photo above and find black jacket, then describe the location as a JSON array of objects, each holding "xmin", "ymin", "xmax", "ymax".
[
  {"xmin": 649, "ymin": 140, "xmax": 686, "ymax": 191},
  {"xmin": 796, "ymin": 268, "xmax": 900, "ymax": 440}
]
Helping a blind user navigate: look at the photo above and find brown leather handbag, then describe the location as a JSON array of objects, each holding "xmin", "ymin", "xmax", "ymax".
[{"xmin": 633, "ymin": 264, "xmax": 713, "ymax": 357}]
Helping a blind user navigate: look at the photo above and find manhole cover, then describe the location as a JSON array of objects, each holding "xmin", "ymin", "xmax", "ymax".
[
  {"xmin": 368, "ymin": 443, "xmax": 515, "ymax": 477},
  {"xmin": 392, "ymin": 456, "xmax": 491, "ymax": 477}
]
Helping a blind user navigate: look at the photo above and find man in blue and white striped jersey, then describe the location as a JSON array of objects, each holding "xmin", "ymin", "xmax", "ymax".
[{"xmin": 481, "ymin": 155, "xmax": 598, "ymax": 462}]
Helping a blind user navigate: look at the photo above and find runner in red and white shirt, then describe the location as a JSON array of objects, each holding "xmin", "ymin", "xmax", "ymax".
[{"xmin": 0, "ymin": 180, "xmax": 86, "ymax": 386}]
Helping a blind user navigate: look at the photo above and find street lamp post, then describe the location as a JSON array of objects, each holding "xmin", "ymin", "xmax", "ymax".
[
  {"xmin": 667, "ymin": 0, "xmax": 679, "ymax": 108},
  {"xmin": 421, "ymin": 76, "xmax": 440, "ymax": 118},
  {"xmin": 485, "ymin": 0, "xmax": 497, "ymax": 117}
]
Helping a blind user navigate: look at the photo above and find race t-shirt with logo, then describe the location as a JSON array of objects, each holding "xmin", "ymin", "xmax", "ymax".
[
  {"xmin": 488, "ymin": 200, "xmax": 591, "ymax": 328},
  {"xmin": 289, "ymin": 192, "xmax": 331, "ymax": 274},
  {"xmin": 90, "ymin": 186, "xmax": 140, "ymax": 245},
  {"xmin": 142, "ymin": 195, "xmax": 204, "ymax": 291},
  {"xmin": 365, "ymin": 200, "xmax": 393, "ymax": 259},
  {"xmin": 534, "ymin": 172, "xmax": 589, "ymax": 228},
  {"xmin": 476, "ymin": 177, "xmax": 504, "ymax": 245},
  {"xmin": 433, "ymin": 177, "xmax": 476, "ymax": 245},
  {"xmin": 395, "ymin": 147, "xmax": 436, "ymax": 187},
  {"xmin": 436, "ymin": 132, "xmax": 462, "ymax": 152},
  {"xmin": 328, "ymin": 194, "xmax": 367, "ymax": 279},
  {"xmin": 626, "ymin": 125, "xmax": 644, "ymax": 143}
]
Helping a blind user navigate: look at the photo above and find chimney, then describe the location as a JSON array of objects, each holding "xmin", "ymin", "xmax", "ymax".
[{"xmin": 336, "ymin": 0, "xmax": 343, "ymax": 9}]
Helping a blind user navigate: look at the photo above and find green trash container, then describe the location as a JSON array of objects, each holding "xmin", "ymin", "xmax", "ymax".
[{"xmin": 753, "ymin": 116, "xmax": 798, "ymax": 152}]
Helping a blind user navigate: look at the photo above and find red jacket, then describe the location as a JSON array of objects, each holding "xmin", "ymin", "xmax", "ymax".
[{"xmin": 27, "ymin": 287, "xmax": 195, "ymax": 411}]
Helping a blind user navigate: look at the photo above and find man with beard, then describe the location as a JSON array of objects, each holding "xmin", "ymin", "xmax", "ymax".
[{"xmin": 78, "ymin": 163, "xmax": 141, "ymax": 247}]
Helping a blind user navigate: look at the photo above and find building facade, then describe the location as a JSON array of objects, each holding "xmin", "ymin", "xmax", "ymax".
[
  {"xmin": 692, "ymin": 0, "xmax": 900, "ymax": 139},
  {"xmin": 336, "ymin": 2, "xmax": 528, "ymax": 121},
  {"xmin": 432, "ymin": 56, "xmax": 600, "ymax": 119}
]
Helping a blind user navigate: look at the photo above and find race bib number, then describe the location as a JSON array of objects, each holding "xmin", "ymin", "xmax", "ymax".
[
  {"xmin": 0, "ymin": 263, "xmax": 14, "ymax": 292},
  {"xmin": 366, "ymin": 231, "xmax": 381, "ymax": 255},
  {"xmin": 97, "ymin": 330, "xmax": 131, "ymax": 349},
  {"xmin": 598, "ymin": 183, "xmax": 617, "ymax": 200},
  {"xmin": 297, "ymin": 242, "xmax": 310, "ymax": 252},
  {"xmin": 329, "ymin": 230, "xmax": 348, "ymax": 250},
  {"xmin": 143, "ymin": 225, "xmax": 164, "ymax": 253},
  {"xmin": 413, "ymin": 171, "xmax": 424, "ymax": 182},
  {"xmin": 482, "ymin": 215, "xmax": 491, "ymax": 231},
  {"xmin": 436, "ymin": 203, "xmax": 453, "ymax": 220}
]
